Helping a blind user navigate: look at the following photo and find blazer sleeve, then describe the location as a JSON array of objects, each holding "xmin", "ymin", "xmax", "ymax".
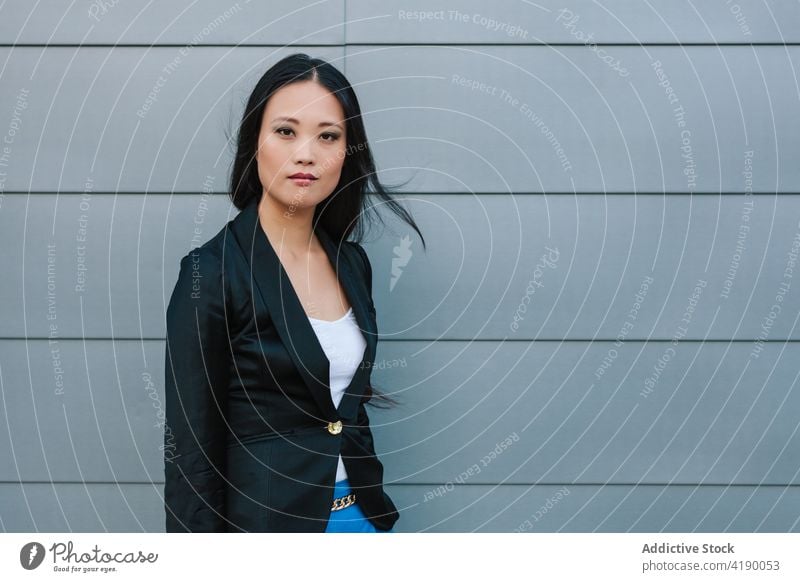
[
  {"xmin": 351, "ymin": 242, "xmax": 374, "ymax": 299},
  {"xmin": 352, "ymin": 242, "xmax": 378, "ymax": 420},
  {"xmin": 163, "ymin": 247, "xmax": 230, "ymax": 532}
]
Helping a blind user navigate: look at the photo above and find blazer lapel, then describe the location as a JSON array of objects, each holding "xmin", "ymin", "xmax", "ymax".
[{"xmin": 228, "ymin": 197, "xmax": 376, "ymax": 423}]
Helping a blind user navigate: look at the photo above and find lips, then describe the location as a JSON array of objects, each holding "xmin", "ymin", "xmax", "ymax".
[{"xmin": 288, "ymin": 173, "xmax": 317, "ymax": 180}]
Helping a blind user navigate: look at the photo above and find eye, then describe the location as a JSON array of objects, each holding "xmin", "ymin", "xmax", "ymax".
[
  {"xmin": 276, "ymin": 127, "xmax": 293, "ymax": 137},
  {"xmin": 321, "ymin": 132, "xmax": 341, "ymax": 142}
]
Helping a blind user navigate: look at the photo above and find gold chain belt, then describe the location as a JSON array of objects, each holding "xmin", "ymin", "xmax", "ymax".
[{"xmin": 331, "ymin": 492, "xmax": 356, "ymax": 511}]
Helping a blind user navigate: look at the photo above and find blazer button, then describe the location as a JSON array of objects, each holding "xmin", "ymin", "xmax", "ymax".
[{"xmin": 327, "ymin": 420, "xmax": 342, "ymax": 435}]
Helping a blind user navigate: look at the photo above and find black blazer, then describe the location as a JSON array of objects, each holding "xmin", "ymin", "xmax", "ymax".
[{"xmin": 163, "ymin": 196, "xmax": 399, "ymax": 532}]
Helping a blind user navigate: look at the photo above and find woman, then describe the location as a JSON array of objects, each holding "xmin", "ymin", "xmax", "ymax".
[{"xmin": 163, "ymin": 53, "xmax": 424, "ymax": 532}]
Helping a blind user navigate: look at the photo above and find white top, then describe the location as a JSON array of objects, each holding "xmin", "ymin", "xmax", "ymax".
[{"xmin": 307, "ymin": 307, "xmax": 367, "ymax": 482}]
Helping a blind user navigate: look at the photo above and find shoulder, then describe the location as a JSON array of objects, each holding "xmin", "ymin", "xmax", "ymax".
[
  {"xmin": 188, "ymin": 222, "xmax": 231, "ymax": 259},
  {"xmin": 346, "ymin": 241, "xmax": 373, "ymax": 297},
  {"xmin": 175, "ymin": 246, "xmax": 222, "ymax": 286},
  {"xmin": 346, "ymin": 241, "xmax": 371, "ymax": 271},
  {"xmin": 170, "ymin": 229, "xmax": 231, "ymax": 310},
  {"xmin": 175, "ymin": 219, "xmax": 235, "ymax": 275}
]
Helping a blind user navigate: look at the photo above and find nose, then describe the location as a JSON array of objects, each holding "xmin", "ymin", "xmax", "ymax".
[{"xmin": 293, "ymin": 135, "xmax": 315, "ymax": 165}]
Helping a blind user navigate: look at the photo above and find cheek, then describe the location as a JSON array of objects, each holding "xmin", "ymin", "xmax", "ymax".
[
  {"xmin": 256, "ymin": 141, "xmax": 285, "ymax": 184},
  {"xmin": 322, "ymin": 150, "xmax": 346, "ymax": 181}
]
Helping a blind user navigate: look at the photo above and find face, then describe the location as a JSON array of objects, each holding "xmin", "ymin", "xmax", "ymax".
[{"xmin": 256, "ymin": 80, "xmax": 347, "ymax": 215}]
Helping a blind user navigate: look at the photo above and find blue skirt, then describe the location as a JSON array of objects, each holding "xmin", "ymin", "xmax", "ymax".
[{"xmin": 324, "ymin": 478, "xmax": 394, "ymax": 533}]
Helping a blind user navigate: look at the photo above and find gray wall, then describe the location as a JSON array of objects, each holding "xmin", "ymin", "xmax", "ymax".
[{"xmin": 1, "ymin": 0, "xmax": 799, "ymax": 532}]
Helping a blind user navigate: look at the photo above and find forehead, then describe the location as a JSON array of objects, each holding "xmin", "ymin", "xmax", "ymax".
[{"xmin": 264, "ymin": 81, "xmax": 345, "ymax": 124}]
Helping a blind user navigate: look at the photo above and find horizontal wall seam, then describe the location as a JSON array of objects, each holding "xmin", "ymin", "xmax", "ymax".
[
  {"xmin": 1, "ymin": 42, "xmax": 798, "ymax": 48},
  {"xmin": 2, "ymin": 481, "xmax": 798, "ymax": 487},
  {"xmin": 5, "ymin": 338, "xmax": 800, "ymax": 343},
  {"xmin": 3, "ymin": 192, "xmax": 799, "ymax": 196}
]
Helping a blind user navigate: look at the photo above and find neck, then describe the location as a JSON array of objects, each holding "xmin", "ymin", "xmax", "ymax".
[{"xmin": 257, "ymin": 192, "xmax": 320, "ymax": 257}]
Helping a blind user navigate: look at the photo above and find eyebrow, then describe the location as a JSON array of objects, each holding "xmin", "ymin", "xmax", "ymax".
[{"xmin": 271, "ymin": 116, "xmax": 343, "ymax": 128}]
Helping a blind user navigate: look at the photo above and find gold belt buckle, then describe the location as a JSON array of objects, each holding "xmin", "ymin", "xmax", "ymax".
[
  {"xmin": 327, "ymin": 420, "xmax": 343, "ymax": 434},
  {"xmin": 331, "ymin": 492, "xmax": 356, "ymax": 511}
]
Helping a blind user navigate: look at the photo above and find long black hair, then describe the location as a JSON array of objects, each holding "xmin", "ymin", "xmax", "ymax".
[{"xmin": 228, "ymin": 53, "xmax": 424, "ymax": 408}]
